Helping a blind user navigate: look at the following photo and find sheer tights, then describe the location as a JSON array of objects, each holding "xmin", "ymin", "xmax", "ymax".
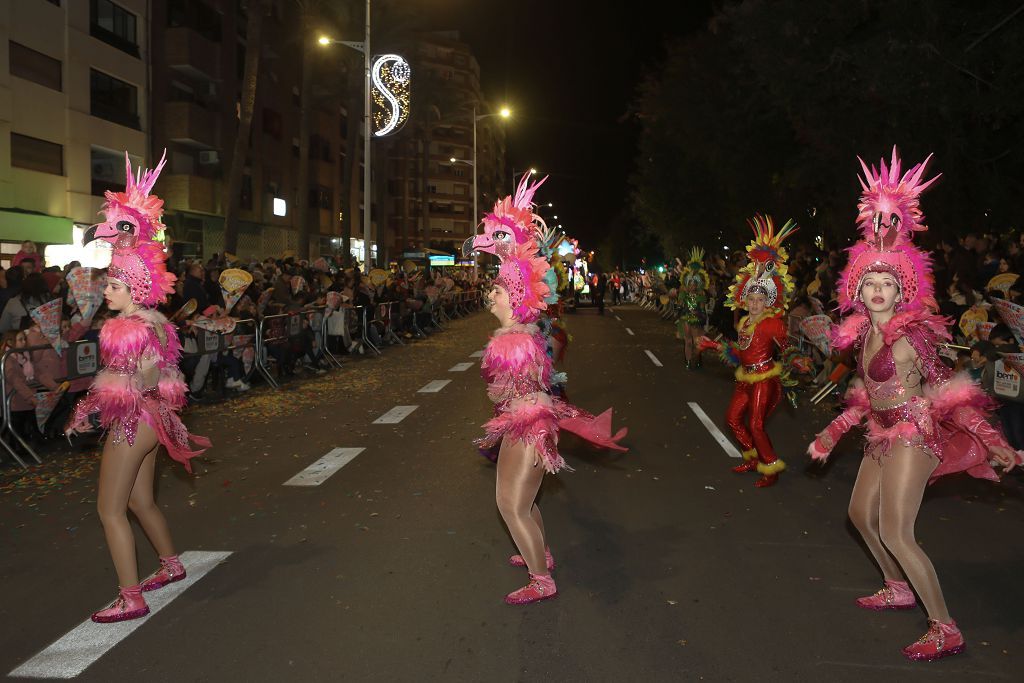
[
  {"xmin": 97, "ymin": 420, "xmax": 176, "ymax": 587},
  {"xmin": 848, "ymin": 443, "xmax": 950, "ymax": 622},
  {"xmin": 496, "ymin": 438, "xmax": 548, "ymax": 575}
]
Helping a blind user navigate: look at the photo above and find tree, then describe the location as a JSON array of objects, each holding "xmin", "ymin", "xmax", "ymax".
[
  {"xmin": 222, "ymin": 0, "xmax": 270, "ymax": 257},
  {"xmin": 631, "ymin": 0, "xmax": 1024, "ymax": 259}
]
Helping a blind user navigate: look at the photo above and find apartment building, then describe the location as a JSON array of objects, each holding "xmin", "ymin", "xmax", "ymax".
[
  {"xmin": 0, "ymin": 0, "xmax": 149, "ymax": 267},
  {"xmin": 151, "ymin": 0, "xmax": 354, "ymax": 261},
  {"xmin": 385, "ymin": 31, "xmax": 507, "ymax": 260}
]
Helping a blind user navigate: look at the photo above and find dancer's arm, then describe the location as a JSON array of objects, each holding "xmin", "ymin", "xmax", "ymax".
[{"xmin": 808, "ymin": 380, "xmax": 868, "ymax": 461}]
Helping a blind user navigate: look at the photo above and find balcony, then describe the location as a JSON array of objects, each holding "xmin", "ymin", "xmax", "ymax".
[
  {"xmin": 165, "ymin": 26, "xmax": 220, "ymax": 82},
  {"xmin": 161, "ymin": 174, "xmax": 218, "ymax": 215},
  {"xmin": 165, "ymin": 101, "xmax": 218, "ymax": 148}
]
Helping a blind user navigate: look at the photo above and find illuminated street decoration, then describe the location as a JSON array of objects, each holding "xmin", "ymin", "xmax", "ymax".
[{"xmin": 372, "ymin": 54, "xmax": 410, "ymax": 137}]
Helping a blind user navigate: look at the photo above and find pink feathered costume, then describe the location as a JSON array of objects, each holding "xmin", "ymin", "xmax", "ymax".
[
  {"xmin": 809, "ymin": 149, "xmax": 1021, "ymax": 480},
  {"xmin": 68, "ymin": 307, "xmax": 209, "ymax": 472},
  {"xmin": 478, "ymin": 321, "xmax": 625, "ymax": 473},
  {"xmin": 68, "ymin": 152, "xmax": 209, "ymax": 472},
  {"xmin": 471, "ymin": 186, "xmax": 626, "ymax": 472}
]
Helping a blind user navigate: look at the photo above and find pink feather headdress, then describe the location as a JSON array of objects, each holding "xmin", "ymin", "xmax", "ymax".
[
  {"xmin": 495, "ymin": 238, "xmax": 552, "ymax": 324},
  {"xmin": 836, "ymin": 147, "xmax": 939, "ymax": 313},
  {"xmin": 86, "ymin": 151, "xmax": 168, "ymax": 245},
  {"xmin": 107, "ymin": 234, "xmax": 176, "ymax": 307},
  {"xmin": 463, "ymin": 173, "xmax": 548, "ymax": 259}
]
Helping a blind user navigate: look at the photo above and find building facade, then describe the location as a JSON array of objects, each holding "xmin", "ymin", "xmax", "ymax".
[
  {"xmin": 0, "ymin": 0, "xmax": 149, "ymax": 267},
  {"xmin": 382, "ymin": 31, "xmax": 507, "ymax": 261},
  {"xmin": 150, "ymin": 0, "xmax": 352, "ymax": 262}
]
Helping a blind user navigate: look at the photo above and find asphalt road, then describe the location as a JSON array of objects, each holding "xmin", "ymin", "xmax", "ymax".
[{"xmin": 1, "ymin": 303, "xmax": 1022, "ymax": 682}]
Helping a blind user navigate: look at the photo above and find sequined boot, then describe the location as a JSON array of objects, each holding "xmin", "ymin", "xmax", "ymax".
[
  {"xmin": 855, "ymin": 579, "xmax": 916, "ymax": 610},
  {"xmin": 508, "ymin": 548, "xmax": 555, "ymax": 571},
  {"xmin": 902, "ymin": 619, "xmax": 965, "ymax": 661},
  {"xmin": 141, "ymin": 555, "xmax": 186, "ymax": 592},
  {"xmin": 505, "ymin": 573, "xmax": 558, "ymax": 605},
  {"xmin": 731, "ymin": 448, "xmax": 759, "ymax": 473},
  {"xmin": 91, "ymin": 585, "xmax": 150, "ymax": 623}
]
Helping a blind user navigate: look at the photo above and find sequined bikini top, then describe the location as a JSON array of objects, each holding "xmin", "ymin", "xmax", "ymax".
[{"xmin": 861, "ymin": 340, "xmax": 906, "ymax": 403}]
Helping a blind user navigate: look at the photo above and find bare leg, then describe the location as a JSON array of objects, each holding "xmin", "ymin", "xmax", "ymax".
[
  {"xmin": 848, "ymin": 456, "xmax": 904, "ymax": 581},
  {"xmin": 127, "ymin": 443, "xmax": 176, "ymax": 558},
  {"xmin": 495, "ymin": 439, "xmax": 547, "ymax": 575},
  {"xmin": 878, "ymin": 444, "xmax": 949, "ymax": 622},
  {"xmin": 97, "ymin": 422, "xmax": 159, "ymax": 587}
]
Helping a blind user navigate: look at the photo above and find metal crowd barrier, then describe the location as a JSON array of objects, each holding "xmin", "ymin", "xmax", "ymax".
[
  {"xmin": 255, "ymin": 306, "xmax": 330, "ymax": 389},
  {"xmin": 1, "ymin": 341, "xmax": 100, "ymax": 468},
  {"xmin": 179, "ymin": 318, "xmax": 259, "ymax": 395}
]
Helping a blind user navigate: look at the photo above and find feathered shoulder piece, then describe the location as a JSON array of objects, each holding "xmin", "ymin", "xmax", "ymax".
[
  {"xmin": 879, "ymin": 309, "xmax": 952, "ymax": 346},
  {"xmin": 830, "ymin": 309, "xmax": 951, "ymax": 352},
  {"xmin": 482, "ymin": 324, "xmax": 548, "ymax": 376}
]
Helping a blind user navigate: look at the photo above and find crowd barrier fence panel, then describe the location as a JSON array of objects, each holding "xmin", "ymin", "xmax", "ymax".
[{"xmin": 1, "ymin": 343, "xmax": 99, "ymax": 468}]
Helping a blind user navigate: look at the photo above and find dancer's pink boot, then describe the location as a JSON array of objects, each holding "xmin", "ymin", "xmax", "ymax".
[
  {"xmin": 141, "ymin": 555, "xmax": 186, "ymax": 592},
  {"xmin": 505, "ymin": 573, "xmax": 557, "ymax": 605},
  {"xmin": 91, "ymin": 584, "xmax": 150, "ymax": 623},
  {"xmin": 508, "ymin": 548, "xmax": 555, "ymax": 571},
  {"xmin": 902, "ymin": 619, "xmax": 965, "ymax": 661},
  {"xmin": 855, "ymin": 579, "xmax": 916, "ymax": 610}
]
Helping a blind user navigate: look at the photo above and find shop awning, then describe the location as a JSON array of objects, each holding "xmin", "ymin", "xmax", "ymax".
[{"xmin": 0, "ymin": 208, "xmax": 75, "ymax": 244}]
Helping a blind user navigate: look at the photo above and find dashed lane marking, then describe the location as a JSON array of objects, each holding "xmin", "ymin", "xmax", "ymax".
[
  {"xmin": 687, "ymin": 402, "xmax": 742, "ymax": 458},
  {"xmin": 449, "ymin": 362, "xmax": 474, "ymax": 372},
  {"xmin": 417, "ymin": 380, "xmax": 452, "ymax": 393},
  {"xmin": 283, "ymin": 448, "xmax": 366, "ymax": 486},
  {"xmin": 469, "ymin": 350, "xmax": 484, "ymax": 358},
  {"xmin": 373, "ymin": 405, "xmax": 419, "ymax": 424},
  {"xmin": 644, "ymin": 350, "xmax": 663, "ymax": 367},
  {"xmin": 615, "ymin": 315, "xmax": 621, "ymax": 321},
  {"xmin": 10, "ymin": 551, "xmax": 233, "ymax": 679},
  {"xmin": 625, "ymin": 328, "xmax": 635, "ymax": 336}
]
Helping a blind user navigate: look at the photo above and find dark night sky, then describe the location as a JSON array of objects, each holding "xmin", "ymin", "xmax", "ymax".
[{"xmin": 407, "ymin": 0, "xmax": 714, "ymax": 251}]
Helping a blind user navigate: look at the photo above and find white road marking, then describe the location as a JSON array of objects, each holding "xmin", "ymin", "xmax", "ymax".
[
  {"xmin": 449, "ymin": 362, "xmax": 474, "ymax": 372},
  {"xmin": 417, "ymin": 380, "xmax": 451, "ymax": 393},
  {"xmin": 10, "ymin": 550, "xmax": 232, "ymax": 679},
  {"xmin": 615, "ymin": 315, "xmax": 621, "ymax": 321},
  {"xmin": 687, "ymin": 402, "xmax": 742, "ymax": 458},
  {"xmin": 373, "ymin": 405, "xmax": 418, "ymax": 424},
  {"xmin": 469, "ymin": 350, "xmax": 484, "ymax": 358},
  {"xmin": 625, "ymin": 328, "xmax": 635, "ymax": 336},
  {"xmin": 283, "ymin": 448, "xmax": 365, "ymax": 486},
  {"xmin": 644, "ymin": 350, "xmax": 663, "ymax": 367}
]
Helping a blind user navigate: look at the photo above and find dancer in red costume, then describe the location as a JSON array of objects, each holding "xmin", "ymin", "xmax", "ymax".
[
  {"xmin": 66, "ymin": 153, "xmax": 210, "ymax": 623},
  {"xmin": 807, "ymin": 148, "xmax": 1022, "ymax": 660},
  {"xmin": 469, "ymin": 175, "xmax": 627, "ymax": 604},
  {"xmin": 700, "ymin": 216, "xmax": 809, "ymax": 487}
]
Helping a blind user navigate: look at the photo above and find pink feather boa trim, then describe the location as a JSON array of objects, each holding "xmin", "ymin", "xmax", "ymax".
[{"xmin": 831, "ymin": 308, "xmax": 951, "ymax": 351}]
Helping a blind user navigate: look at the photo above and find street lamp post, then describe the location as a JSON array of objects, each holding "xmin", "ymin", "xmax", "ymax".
[
  {"xmin": 319, "ymin": 0, "xmax": 372, "ymax": 274},
  {"xmin": 451, "ymin": 106, "xmax": 511, "ymax": 281}
]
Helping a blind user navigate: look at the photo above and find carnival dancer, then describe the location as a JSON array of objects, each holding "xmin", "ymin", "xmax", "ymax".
[
  {"xmin": 807, "ymin": 148, "xmax": 1022, "ymax": 660},
  {"xmin": 66, "ymin": 153, "xmax": 210, "ymax": 623},
  {"xmin": 699, "ymin": 216, "xmax": 809, "ymax": 487},
  {"xmin": 675, "ymin": 247, "xmax": 710, "ymax": 369},
  {"xmin": 468, "ymin": 176, "xmax": 627, "ymax": 604}
]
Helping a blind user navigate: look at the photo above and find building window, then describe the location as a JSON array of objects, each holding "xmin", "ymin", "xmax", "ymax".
[
  {"xmin": 91, "ymin": 146, "xmax": 127, "ymax": 196},
  {"xmin": 11, "ymin": 133, "xmax": 63, "ymax": 175},
  {"xmin": 9, "ymin": 42, "xmax": 62, "ymax": 92},
  {"xmin": 90, "ymin": 0, "xmax": 139, "ymax": 58},
  {"xmin": 168, "ymin": 0, "xmax": 222, "ymax": 42},
  {"xmin": 308, "ymin": 185, "xmax": 332, "ymax": 210},
  {"xmin": 90, "ymin": 69, "xmax": 140, "ymax": 129}
]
